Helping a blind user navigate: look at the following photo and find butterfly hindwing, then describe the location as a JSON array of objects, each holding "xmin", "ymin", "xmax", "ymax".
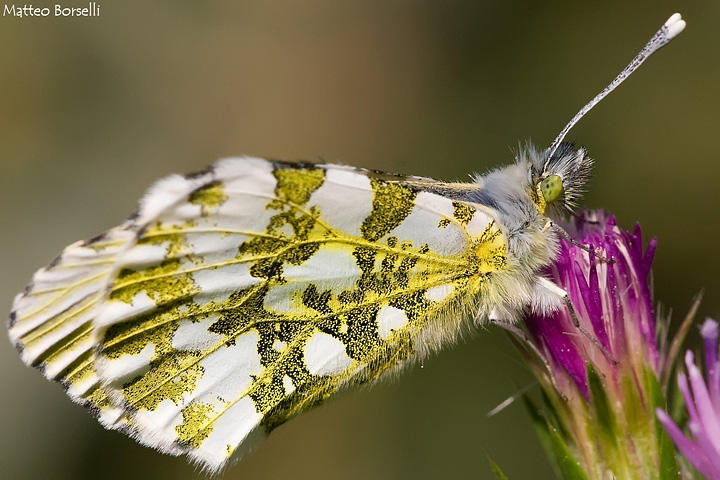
[{"xmin": 9, "ymin": 156, "xmax": 507, "ymax": 472}]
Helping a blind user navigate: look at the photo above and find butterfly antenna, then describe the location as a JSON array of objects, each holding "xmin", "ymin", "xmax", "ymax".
[{"xmin": 544, "ymin": 13, "xmax": 686, "ymax": 168}]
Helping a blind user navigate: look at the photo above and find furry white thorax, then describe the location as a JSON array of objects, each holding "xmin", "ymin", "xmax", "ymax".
[{"xmin": 464, "ymin": 144, "xmax": 593, "ymax": 323}]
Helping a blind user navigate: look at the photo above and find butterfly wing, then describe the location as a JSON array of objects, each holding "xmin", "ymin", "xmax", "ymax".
[{"xmin": 8, "ymin": 157, "xmax": 507, "ymax": 473}]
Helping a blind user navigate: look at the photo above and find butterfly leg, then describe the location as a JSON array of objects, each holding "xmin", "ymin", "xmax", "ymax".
[{"xmin": 545, "ymin": 221, "xmax": 615, "ymax": 264}]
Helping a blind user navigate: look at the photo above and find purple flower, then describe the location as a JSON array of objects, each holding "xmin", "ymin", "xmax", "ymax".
[
  {"xmin": 525, "ymin": 210, "xmax": 659, "ymax": 399},
  {"xmin": 657, "ymin": 319, "xmax": 720, "ymax": 479},
  {"xmin": 507, "ymin": 210, "xmax": 681, "ymax": 478}
]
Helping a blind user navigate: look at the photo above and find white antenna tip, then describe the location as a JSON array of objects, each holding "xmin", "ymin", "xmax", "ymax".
[
  {"xmin": 545, "ymin": 13, "xmax": 686, "ymax": 161},
  {"xmin": 665, "ymin": 13, "xmax": 686, "ymax": 39}
]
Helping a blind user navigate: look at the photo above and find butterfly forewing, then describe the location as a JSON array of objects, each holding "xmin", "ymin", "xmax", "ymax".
[{"xmin": 9, "ymin": 157, "xmax": 506, "ymax": 472}]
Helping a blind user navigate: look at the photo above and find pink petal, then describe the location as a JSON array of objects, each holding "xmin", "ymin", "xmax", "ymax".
[
  {"xmin": 687, "ymin": 352, "xmax": 720, "ymax": 447},
  {"xmin": 679, "ymin": 372, "xmax": 700, "ymax": 426},
  {"xmin": 688, "ymin": 421, "xmax": 720, "ymax": 477},
  {"xmin": 657, "ymin": 409, "xmax": 714, "ymax": 478},
  {"xmin": 701, "ymin": 319, "xmax": 720, "ymax": 412}
]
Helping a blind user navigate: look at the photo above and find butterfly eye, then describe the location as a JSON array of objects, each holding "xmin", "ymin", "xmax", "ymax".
[{"xmin": 540, "ymin": 175, "xmax": 564, "ymax": 204}]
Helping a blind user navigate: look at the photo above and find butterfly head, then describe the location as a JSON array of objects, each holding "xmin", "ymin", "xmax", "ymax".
[{"xmin": 529, "ymin": 142, "xmax": 593, "ymax": 217}]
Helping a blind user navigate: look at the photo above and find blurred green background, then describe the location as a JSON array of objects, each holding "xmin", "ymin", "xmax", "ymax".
[{"xmin": 1, "ymin": 2, "xmax": 718, "ymax": 479}]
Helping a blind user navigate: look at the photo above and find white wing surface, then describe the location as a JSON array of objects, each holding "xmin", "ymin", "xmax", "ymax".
[{"xmin": 8, "ymin": 157, "xmax": 507, "ymax": 473}]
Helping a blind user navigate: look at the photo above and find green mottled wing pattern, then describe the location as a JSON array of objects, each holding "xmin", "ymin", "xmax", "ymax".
[{"xmin": 8, "ymin": 157, "xmax": 508, "ymax": 473}]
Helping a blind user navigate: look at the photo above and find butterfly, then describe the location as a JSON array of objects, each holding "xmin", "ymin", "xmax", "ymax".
[{"xmin": 7, "ymin": 14, "xmax": 685, "ymax": 474}]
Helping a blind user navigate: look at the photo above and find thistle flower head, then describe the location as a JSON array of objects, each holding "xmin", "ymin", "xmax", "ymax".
[
  {"xmin": 657, "ymin": 318, "xmax": 720, "ymax": 479},
  {"xmin": 526, "ymin": 210, "xmax": 658, "ymax": 399},
  {"xmin": 509, "ymin": 210, "xmax": 678, "ymax": 479}
]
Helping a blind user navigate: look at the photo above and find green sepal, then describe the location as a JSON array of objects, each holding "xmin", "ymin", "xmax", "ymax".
[
  {"xmin": 540, "ymin": 387, "xmax": 571, "ymax": 440},
  {"xmin": 620, "ymin": 372, "xmax": 644, "ymax": 436},
  {"xmin": 657, "ymin": 426, "xmax": 681, "ymax": 480},
  {"xmin": 523, "ymin": 396, "xmax": 588, "ymax": 480},
  {"xmin": 487, "ymin": 454, "xmax": 511, "ymax": 480},
  {"xmin": 645, "ymin": 367, "xmax": 680, "ymax": 480},
  {"xmin": 587, "ymin": 366, "xmax": 618, "ymax": 447},
  {"xmin": 668, "ymin": 372, "xmax": 689, "ymax": 426}
]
